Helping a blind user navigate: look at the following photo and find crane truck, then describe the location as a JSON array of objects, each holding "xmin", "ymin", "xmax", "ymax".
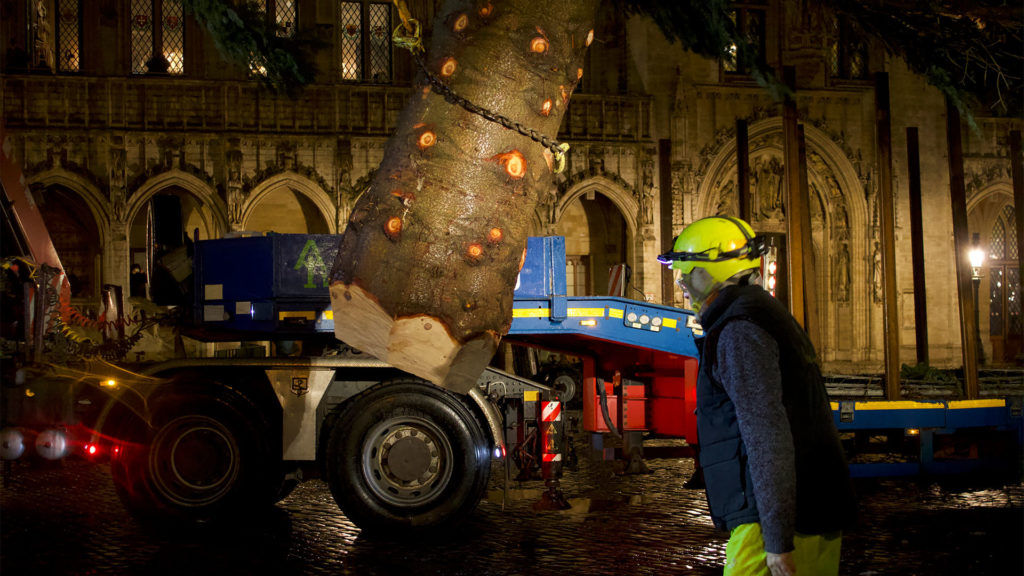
[{"xmin": 3, "ymin": 143, "xmax": 1021, "ymax": 536}]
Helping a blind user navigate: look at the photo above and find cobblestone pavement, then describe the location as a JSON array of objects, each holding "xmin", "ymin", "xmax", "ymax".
[{"xmin": 2, "ymin": 438, "xmax": 1022, "ymax": 576}]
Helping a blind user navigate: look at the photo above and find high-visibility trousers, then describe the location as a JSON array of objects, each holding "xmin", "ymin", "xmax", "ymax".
[{"xmin": 723, "ymin": 522, "xmax": 842, "ymax": 576}]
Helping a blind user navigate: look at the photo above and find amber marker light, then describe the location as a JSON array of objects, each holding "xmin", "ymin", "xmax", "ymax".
[
  {"xmin": 530, "ymin": 37, "xmax": 549, "ymax": 54},
  {"xmin": 440, "ymin": 58, "xmax": 457, "ymax": 77},
  {"xmin": 466, "ymin": 243, "xmax": 483, "ymax": 261},
  {"xmin": 487, "ymin": 227, "xmax": 504, "ymax": 243},
  {"xmin": 479, "ymin": 3, "xmax": 492, "ymax": 17},
  {"xmin": 586, "ymin": 29, "xmax": 594, "ymax": 46},
  {"xmin": 577, "ymin": 68, "xmax": 583, "ymax": 80},
  {"xmin": 453, "ymin": 13, "xmax": 468, "ymax": 32},
  {"xmin": 541, "ymin": 99, "xmax": 553, "ymax": 116}
]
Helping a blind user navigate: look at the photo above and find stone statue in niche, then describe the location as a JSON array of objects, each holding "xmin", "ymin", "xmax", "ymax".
[
  {"xmin": 226, "ymin": 148, "xmax": 244, "ymax": 228},
  {"xmin": 588, "ymin": 147, "xmax": 605, "ymax": 175},
  {"xmin": 716, "ymin": 179, "xmax": 737, "ymax": 216},
  {"xmin": 834, "ymin": 242, "xmax": 851, "ymax": 303},
  {"xmin": 871, "ymin": 241, "xmax": 883, "ymax": 302},
  {"xmin": 751, "ymin": 156, "xmax": 784, "ymax": 219},
  {"xmin": 109, "ymin": 147, "xmax": 128, "ymax": 223},
  {"xmin": 33, "ymin": 0, "xmax": 54, "ymax": 70},
  {"xmin": 639, "ymin": 156, "xmax": 655, "ymax": 225}
]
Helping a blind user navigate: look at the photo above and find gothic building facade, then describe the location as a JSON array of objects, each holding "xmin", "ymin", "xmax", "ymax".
[{"xmin": 1, "ymin": 0, "xmax": 1020, "ymax": 373}]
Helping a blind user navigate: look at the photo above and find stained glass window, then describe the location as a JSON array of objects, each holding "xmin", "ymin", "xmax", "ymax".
[
  {"xmin": 130, "ymin": 0, "xmax": 153, "ymax": 74},
  {"xmin": 722, "ymin": 7, "xmax": 765, "ymax": 76},
  {"xmin": 163, "ymin": 0, "xmax": 185, "ymax": 75},
  {"xmin": 56, "ymin": 0, "xmax": 81, "ymax": 72},
  {"xmin": 829, "ymin": 16, "xmax": 868, "ymax": 80},
  {"xmin": 1003, "ymin": 205, "xmax": 1018, "ymax": 260},
  {"xmin": 276, "ymin": 0, "xmax": 296, "ymax": 38},
  {"xmin": 990, "ymin": 268, "xmax": 1004, "ymax": 336},
  {"xmin": 988, "ymin": 203, "xmax": 1021, "ymax": 343},
  {"xmin": 991, "ymin": 218, "xmax": 1005, "ymax": 260},
  {"xmin": 340, "ymin": 2, "xmax": 362, "ymax": 81},
  {"xmin": 368, "ymin": 3, "xmax": 391, "ymax": 82},
  {"xmin": 130, "ymin": 0, "xmax": 184, "ymax": 75}
]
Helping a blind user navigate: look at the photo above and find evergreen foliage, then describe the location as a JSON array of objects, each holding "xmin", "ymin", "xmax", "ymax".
[{"xmin": 181, "ymin": 0, "xmax": 318, "ymax": 92}]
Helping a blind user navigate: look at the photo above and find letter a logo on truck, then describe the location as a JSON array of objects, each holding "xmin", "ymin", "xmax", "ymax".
[{"xmin": 295, "ymin": 239, "xmax": 329, "ymax": 289}]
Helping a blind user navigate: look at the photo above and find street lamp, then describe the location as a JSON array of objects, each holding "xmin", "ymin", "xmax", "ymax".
[{"xmin": 969, "ymin": 234, "xmax": 986, "ymax": 365}]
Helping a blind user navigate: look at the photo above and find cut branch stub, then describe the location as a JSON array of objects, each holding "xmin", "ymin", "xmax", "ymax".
[{"xmin": 329, "ymin": 0, "xmax": 598, "ymax": 394}]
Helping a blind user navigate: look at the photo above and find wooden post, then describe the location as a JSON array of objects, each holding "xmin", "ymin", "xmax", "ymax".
[
  {"xmin": 659, "ymin": 138, "xmax": 674, "ymax": 304},
  {"xmin": 797, "ymin": 125, "xmax": 819, "ymax": 351},
  {"xmin": 875, "ymin": 73, "xmax": 902, "ymax": 399},
  {"xmin": 736, "ymin": 119, "xmax": 750, "ymax": 223},
  {"xmin": 906, "ymin": 127, "xmax": 929, "ymax": 365},
  {"xmin": 782, "ymin": 67, "xmax": 806, "ymax": 329},
  {"xmin": 945, "ymin": 100, "xmax": 980, "ymax": 399}
]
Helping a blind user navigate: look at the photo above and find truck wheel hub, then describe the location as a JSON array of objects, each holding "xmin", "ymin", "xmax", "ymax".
[{"xmin": 363, "ymin": 417, "xmax": 453, "ymax": 507}]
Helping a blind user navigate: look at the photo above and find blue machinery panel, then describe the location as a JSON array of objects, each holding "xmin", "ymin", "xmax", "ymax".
[
  {"xmin": 509, "ymin": 236, "xmax": 701, "ymax": 358},
  {"xmin": 193, "ymin": 234, "xmax": 338, "ymax": 334}
]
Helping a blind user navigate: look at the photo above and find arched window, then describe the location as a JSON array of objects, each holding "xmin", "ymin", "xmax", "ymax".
[{"xmin": 988, "ymin": 204, "xmax": 1021, "ymax": 362}]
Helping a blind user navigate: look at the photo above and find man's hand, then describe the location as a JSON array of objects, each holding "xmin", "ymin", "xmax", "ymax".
[{"xmin": 766, "ymin": 551, "xmax": 797, "ymax": 576}]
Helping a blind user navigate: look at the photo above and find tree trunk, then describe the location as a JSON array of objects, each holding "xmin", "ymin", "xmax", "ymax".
[{"xmin": 329, "ymin": 0, "xmax": 598, "ymax": 393}]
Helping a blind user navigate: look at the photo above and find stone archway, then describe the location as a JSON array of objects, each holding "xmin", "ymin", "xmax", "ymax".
[
  {"xmin": 126, "ymin": 170, "xmax": 228, "ymax": 241},
  {"xmin": 551, "ymin": 176, "xmax": 652, "ymax": 298},
  {"xmin": 694, "ymin": 118, "xmax": 872, "ymax": 368},
  {"xmin": 29, "ymin": 169, "xmax": 111, "ymax": 245},
  {"xmin": 27, "ymin": 170, "xmax": 108, "ymax": 299},
  {"xmin": 242, "ymin": 172, "xmax": 336, "ymax": 234},
  {"xmin": 124, "ymin": 170, "xmax": 227, "ymax": 296},
  {"xmin": 968, "ymin": 183, "xmax": 1018, "ymax": 364}
]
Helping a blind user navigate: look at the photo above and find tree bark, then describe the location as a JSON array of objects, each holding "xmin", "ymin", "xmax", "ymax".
[{"xmin": 330, "ymin": 0, "xmax": 598, "ymax": 393}]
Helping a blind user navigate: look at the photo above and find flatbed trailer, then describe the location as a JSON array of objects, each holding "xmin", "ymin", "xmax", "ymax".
[{"xmin": 3, "ymin": 230, "xmax": 1021, "ymax": 537}]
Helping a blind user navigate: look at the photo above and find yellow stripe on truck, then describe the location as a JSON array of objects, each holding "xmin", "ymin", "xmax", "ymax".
[{"xmin": 948, "ymin": 399, "xmax": 1005, "ymax": 409}]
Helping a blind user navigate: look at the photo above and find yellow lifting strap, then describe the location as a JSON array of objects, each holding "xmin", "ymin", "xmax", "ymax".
[{"xmin": 391, "ymin": 0, "xmax": 423, "ymax": 53}]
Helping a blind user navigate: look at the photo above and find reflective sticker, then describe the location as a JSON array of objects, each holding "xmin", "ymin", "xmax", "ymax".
[
  {"xmin": 948, "ymin": 399, "xmax": 1005, "ymax": 409},
  {"xmin": 204, "ymin": 284, "xmax": 223, "ymax": 300},
  {"xmin": 567, "ymin": 308, "xmax": 606, "ymax": 318},
  {"xmin": 609, "ymin": 308, "xmax": 624, "ymax": 319},
  {"xmin": 512, "ymin": 308, "xmax": 550, "ymax": 318},
  {"xmin": 541, "ymin": 401, "xmax": 562, "ymax": 422}
]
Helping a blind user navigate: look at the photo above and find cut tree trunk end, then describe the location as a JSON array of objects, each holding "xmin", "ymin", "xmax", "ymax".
[{"xmin": 329, "ymin": 0, "xmax": 598, "ymax": 394}]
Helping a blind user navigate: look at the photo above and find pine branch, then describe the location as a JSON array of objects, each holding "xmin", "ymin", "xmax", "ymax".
[{"xmin": 181, "ymin": 0, "xmax": 319, "ymax": 93}]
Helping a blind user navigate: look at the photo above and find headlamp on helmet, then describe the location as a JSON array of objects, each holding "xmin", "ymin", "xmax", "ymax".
[{"xmin": 657, "ymin": 216, "xmax": 766, "ymax": 285}]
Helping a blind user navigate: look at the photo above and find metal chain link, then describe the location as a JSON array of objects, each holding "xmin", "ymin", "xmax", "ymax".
[{"xmin": 412, "ymin": 54, "xmax": 570, "ymax": 173}]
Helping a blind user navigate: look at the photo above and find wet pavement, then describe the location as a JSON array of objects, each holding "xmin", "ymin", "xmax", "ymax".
[{"xmin": 1, "ymin": 435, "xmax": 1022, "ymax": 576}]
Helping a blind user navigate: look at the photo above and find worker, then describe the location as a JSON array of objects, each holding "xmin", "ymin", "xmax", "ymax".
[{"xmin": 658, "ymin": 216, "xmax": 856, "ymax": 576}]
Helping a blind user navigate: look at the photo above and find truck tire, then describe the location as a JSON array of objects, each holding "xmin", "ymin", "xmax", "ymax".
[
  {"xmin": 110, "ymin": 385, "xmax": 275, "ymax": 528},
  {"xmin": 325, "ymin": 379, "xmax": 491, "ymax": 536}
]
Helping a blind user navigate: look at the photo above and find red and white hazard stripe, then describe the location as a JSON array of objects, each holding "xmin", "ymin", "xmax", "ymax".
[
  {"xmin": 541, "ymin": 401, "xmax": 562, "ymax": 422},
  {"xmin": 542, "ymin": 453, "xmax": 562, "ymax": 462}
]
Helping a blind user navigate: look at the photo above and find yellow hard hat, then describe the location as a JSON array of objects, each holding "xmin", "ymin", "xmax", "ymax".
[{"xmin": 658, "ymin": 216, "xmax": 765, "ymax": 284}]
